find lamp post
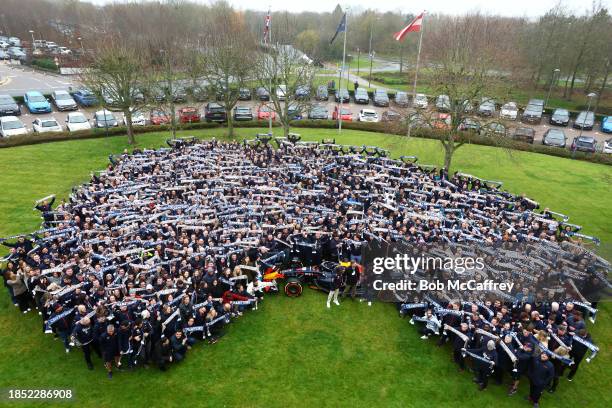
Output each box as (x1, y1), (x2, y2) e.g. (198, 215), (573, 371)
(29, 30), (35, 49)
(356, 47), (360, 76)
(578, 92), (597, 138)
(367, 16), (378, 88)
(544, 68), (560, 109)
(77, 37), (84, 54)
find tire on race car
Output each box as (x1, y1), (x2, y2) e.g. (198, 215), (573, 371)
(284, 277), (303, 297)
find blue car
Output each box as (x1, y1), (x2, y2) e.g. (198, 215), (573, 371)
(72, 89), (99, 107)
(601, 116), (612, 134)
(24, 91), (52, 113)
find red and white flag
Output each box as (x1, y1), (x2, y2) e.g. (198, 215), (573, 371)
(263, 10), (271, 44)
(393, 12), (424, 42)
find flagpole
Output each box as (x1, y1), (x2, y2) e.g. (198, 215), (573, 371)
(408, 12), (424, 137)
(339, 11), (347, 134)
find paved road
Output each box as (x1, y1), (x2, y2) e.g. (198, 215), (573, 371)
(0, 61), (78, 96)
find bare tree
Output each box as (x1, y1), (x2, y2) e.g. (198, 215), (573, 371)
(254, 43), (316, 137)
(81, 41), (149, 145)
(200, 4), (255, 137)
(407, 14), (515, 171)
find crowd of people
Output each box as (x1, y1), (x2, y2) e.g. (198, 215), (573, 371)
(0, 137), (606, 402)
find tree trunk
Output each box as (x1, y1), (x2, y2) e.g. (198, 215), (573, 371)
(441, 139), (454, 171)
(563, 76), (570, 98)
(125, 110), (135, 145)
(283, 118), (290, 137)
(226, 108), (234, 137)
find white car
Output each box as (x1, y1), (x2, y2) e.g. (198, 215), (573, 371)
(0, 40), (9, 49)
(0, 116), (27, 137)
(32, 117), (62, 133)
(124, 110), (147, 126)
(604, 139), (612, 154)
(500, 102), (518, 120)
(276, 85), (287, 101)
(66, 112), (91, 132)
(414, 93), (428, 109)
(358, 109), (380, 122)
(57, 46), (72, 55)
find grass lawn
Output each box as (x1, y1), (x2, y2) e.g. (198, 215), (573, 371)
(0, 128), (610, 408)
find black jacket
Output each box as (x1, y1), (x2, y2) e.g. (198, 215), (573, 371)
(528, 356), (554, 387)
(72, 322), (95, 345)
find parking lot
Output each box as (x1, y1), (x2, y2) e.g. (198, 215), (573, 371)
(0, 61), (609, 150)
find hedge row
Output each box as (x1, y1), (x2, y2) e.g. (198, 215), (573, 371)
(1, 119), (610, 166)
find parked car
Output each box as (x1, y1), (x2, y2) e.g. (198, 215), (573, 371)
(73, 89), (98, 107)
(481, 122), (505, 136)
(381, 110), (401, 122)
(204, 103), (226, 123)
(354, 88), (369, 104)
(171, 87), (187, 103)
(177, 107), (200, 123)
(233, 106), (253, 121)
(573, 111), (595, 130)
(499, 102), (518, 120)
(8, 47), (26, 60)
(601, 116), (612, 133)
(478, 98), (496, 116)
(408, 113), (431, 129)
(287, 104), (303, 120)
(295, 85), (310, 100)
(0, 50), (8, 60)
(603, 138), (612, 154)
(571, 136), (597, 153)
(257, 104), (275, 120)
(57, 46), (71, 55)
(256, 87), (270, 101)
(0, 94), (20, 116)
(308, 104), (328, 120)
(512, 127), (535, 144)
(191, 87), (208, 102)
(124, 110), (147, 126)
(358, 109), (379, 122)
(395, 91), (409, 107)
(549, 108), (570, 126)
(51, 90), (78, 111)
(65, 112), (91, 132)
(521, 99), (544, 124)
(433, 112), (451, 129)
(276, 85), (287, 101)
(238, 88), (252, 101)
(435, 94), (451, 112)
(315, 85), (329, 101)
(335, 88), (350, 103)
(458, 117), (480, 132)
(413, 93), (428, 109)
(102, 89), (116, 107)
(150, 110), (170, 125)
(93, 110), (119, 128)
(46, 41), (58, 49)
(542, 128), (566, 147)
(24, 91), (52, 113)
(0, 116), (27, 137)
(32, 117), (62, 133)
(373, 89), (389, 107)
(8, 37), (21, 47)
(0, 40), (9, 48)
(332, 106), (352, 121)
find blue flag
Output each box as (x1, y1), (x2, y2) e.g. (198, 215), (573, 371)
(330, 13), (346, 44)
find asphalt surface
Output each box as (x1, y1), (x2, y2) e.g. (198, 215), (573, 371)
(0, 61), (76, 96)
(0, 61), (609, 150)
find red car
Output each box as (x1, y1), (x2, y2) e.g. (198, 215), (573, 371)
(332, 106), (352, 121)
(257, 104), (276, 120)
(178, 107), (200, 123)
(150, 110), (170, 125)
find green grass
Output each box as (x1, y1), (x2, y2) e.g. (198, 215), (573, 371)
(0, 128), (611, 408)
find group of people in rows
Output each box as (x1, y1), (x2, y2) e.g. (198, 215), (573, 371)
(0, 138), (605, 397)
